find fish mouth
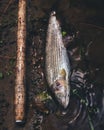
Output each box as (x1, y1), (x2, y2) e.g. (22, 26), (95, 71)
(56, 93), (69, 108)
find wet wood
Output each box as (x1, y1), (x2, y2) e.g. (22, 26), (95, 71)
(15, 0), (26, 123)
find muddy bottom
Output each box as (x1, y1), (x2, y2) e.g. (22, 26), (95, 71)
(0, 0), (104, 130)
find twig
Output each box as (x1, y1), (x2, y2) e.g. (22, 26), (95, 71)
(3, 0), (13, 14)
(15, 0), (27, 123)
(79, 22), (104, 30)
(0, 55), (16, 59)
(0, 0), (13, 24)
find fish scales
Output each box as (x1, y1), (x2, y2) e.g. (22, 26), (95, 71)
(45, 12), (71, 108)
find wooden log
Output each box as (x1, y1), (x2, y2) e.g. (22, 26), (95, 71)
(15, 0), (26, 123)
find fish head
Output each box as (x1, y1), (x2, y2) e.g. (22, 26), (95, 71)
(50, 11), (56, 16)
(52, 78), (69, 108)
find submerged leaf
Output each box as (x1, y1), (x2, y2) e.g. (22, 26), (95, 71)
(36, 91), (52, 102)
(62, 31), (67, 36)
(0, 72), (3, 79)
(88, 115), (94, 130)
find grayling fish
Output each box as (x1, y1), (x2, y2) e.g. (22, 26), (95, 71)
(45, 11), (71, 108)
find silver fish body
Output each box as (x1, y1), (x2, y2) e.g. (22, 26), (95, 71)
(45, 11), (71, 108)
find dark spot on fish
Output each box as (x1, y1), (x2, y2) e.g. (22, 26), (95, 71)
(56, 80), (60, 86)
(52, 80), (62, 91)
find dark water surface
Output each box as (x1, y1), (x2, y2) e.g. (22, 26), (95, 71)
(0, 0), (104, 130)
